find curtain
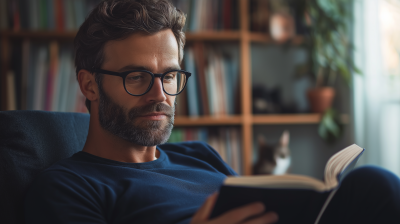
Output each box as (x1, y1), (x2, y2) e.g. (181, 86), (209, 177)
(353, 0), (400, 176)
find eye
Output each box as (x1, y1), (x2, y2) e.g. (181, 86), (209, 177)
(127, 73), (148, 81)
(164, 72), (177, 81)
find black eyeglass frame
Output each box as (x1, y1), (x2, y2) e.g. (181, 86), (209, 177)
(94, 68), (192, 96)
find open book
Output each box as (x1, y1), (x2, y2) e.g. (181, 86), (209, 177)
(210, 144), (364, 224)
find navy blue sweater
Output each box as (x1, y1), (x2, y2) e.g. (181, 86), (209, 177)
(24, 142), (237, 224)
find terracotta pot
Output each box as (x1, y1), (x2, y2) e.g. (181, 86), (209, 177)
(307, 87), (335, 113)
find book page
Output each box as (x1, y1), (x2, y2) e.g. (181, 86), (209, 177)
(224, 174), (327, 191)
(324, 144), (364, 189)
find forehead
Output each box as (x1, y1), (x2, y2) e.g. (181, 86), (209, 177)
(102, 29), (179, 71)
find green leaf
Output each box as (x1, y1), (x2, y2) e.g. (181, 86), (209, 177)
(318, 109), (343, 143)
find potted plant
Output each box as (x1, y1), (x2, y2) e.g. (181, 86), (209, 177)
(297, 0), (360, 142)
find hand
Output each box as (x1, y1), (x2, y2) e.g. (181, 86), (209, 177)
(191, 193), (279, 224)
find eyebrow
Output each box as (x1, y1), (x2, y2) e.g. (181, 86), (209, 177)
(117, 64), (182, 73)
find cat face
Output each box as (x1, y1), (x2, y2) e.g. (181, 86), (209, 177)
(253, 131), (291, 175)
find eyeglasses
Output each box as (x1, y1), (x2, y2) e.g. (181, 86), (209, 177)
(94, 68), (191, 96)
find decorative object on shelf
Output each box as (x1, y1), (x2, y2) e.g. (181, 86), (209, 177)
(296, 0), (360, 141)
(253, 130), (291, 175)
(269, 11), (295, 44)
(252, 84), (281, 114)
(306, 87), (335, 113)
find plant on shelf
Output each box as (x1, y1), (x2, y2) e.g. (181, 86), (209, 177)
(297, 0), (361, 142)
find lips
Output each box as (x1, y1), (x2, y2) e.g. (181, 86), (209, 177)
(139, 113), (168, 117)
(128, 103), (174, 120)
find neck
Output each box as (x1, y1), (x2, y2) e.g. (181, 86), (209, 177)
(82, 115), (158, 163)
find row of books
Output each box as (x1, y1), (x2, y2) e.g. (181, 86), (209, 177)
(0, 0), (100, 31)
(182, 43), (240, 117)
(8, 40), (86, 112)
(171, 0), (239, 32)
(168, 127), (243, 174)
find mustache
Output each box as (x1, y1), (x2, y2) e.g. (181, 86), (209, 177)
(128, 103), (174, 119)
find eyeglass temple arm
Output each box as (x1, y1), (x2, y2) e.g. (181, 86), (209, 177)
(94, 69), (121, 77)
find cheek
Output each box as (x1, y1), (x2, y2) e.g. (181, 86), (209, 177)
(166, 96), (176, 107)
(102, 77), (134, 105)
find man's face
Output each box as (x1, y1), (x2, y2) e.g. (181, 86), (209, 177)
(97, 29), (179, 146)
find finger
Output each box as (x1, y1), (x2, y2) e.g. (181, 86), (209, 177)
(213, 202), (265, 224)
(242, 212), (279, 224)
(191, 192), (219, 221)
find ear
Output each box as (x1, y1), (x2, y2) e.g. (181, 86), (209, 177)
(77, 69), (99, 103)
(279, 130), (290, 147)
(258, 134), (266, 146)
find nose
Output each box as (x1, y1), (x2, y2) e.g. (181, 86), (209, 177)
(144, 77), (167, 103)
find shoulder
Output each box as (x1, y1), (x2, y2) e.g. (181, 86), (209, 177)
(24, 168), (105, 223)
(26, 156), (101, 202)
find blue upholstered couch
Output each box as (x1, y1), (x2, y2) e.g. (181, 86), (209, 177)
(0, 110), (90, 224)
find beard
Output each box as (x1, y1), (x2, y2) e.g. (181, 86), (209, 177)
(97, 86), (174, 146)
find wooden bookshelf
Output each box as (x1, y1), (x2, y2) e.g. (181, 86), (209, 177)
(175, 114), (349, 126)
(186, 31), (241, 41)
(249, 33), (305, 44)
(0, 0), (323, 176)
(252, 114), (322, 124)
(174, 115), (242, 126)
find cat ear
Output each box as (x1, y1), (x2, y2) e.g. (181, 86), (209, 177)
(258, 135), (266, 146)
(280, 130), (290, 147)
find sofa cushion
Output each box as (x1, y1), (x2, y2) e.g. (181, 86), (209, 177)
(0, 110), (89, 224)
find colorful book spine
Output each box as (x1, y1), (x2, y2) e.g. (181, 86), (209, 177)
(1, 0), (101, 30)
(184, 44), (239, 117)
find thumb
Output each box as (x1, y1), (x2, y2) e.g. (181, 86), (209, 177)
(192, 192), (219, 221)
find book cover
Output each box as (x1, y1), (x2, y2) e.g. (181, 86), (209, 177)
(27, 44), (38, 110)
(55, 0), (65, 31)
(45, 41), (59, 111)
(29, 0), (39, 30)
(21, 40), (30, 110)
(205, 50), (216, 115)
(47, 0), (55, 30)
(73, 0), (85, 29)
(183, 48), (200, 117)
(63, 0), (74, 31)
(0, 0), (8, 30)
(6, 71), (17, 110)
(11, 0), (20, 31)
(52, 47), (66, 111)
(33, 45), (48, 110)
(222, 0), (232, 30)
(38, 0), (47, 29)
(210, 144), (365, 223)
(193, 42), (210, 116)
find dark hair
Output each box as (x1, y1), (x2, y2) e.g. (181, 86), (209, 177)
(74, 0), (186, 113)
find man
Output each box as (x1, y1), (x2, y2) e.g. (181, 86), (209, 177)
(25, 0), (277, 223)
(25, 0), (400, 224)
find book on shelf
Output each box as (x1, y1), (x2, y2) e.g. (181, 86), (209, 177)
(6, 71), (17, 110)
(183, 43), (240, 117)
(169, 127), (242, 174)
(171, 0), (239, 32)
(0, 0), (101, 31)
(210, 144), (365, 223)
(12, 40), (86, 112)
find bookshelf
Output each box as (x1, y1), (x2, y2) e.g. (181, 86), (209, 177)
(0, 0), (333, 176)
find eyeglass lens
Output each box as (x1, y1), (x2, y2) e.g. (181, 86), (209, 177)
(125, 71), (187, 95)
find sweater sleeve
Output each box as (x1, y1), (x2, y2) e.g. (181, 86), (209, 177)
(24, 170), (107, 224)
